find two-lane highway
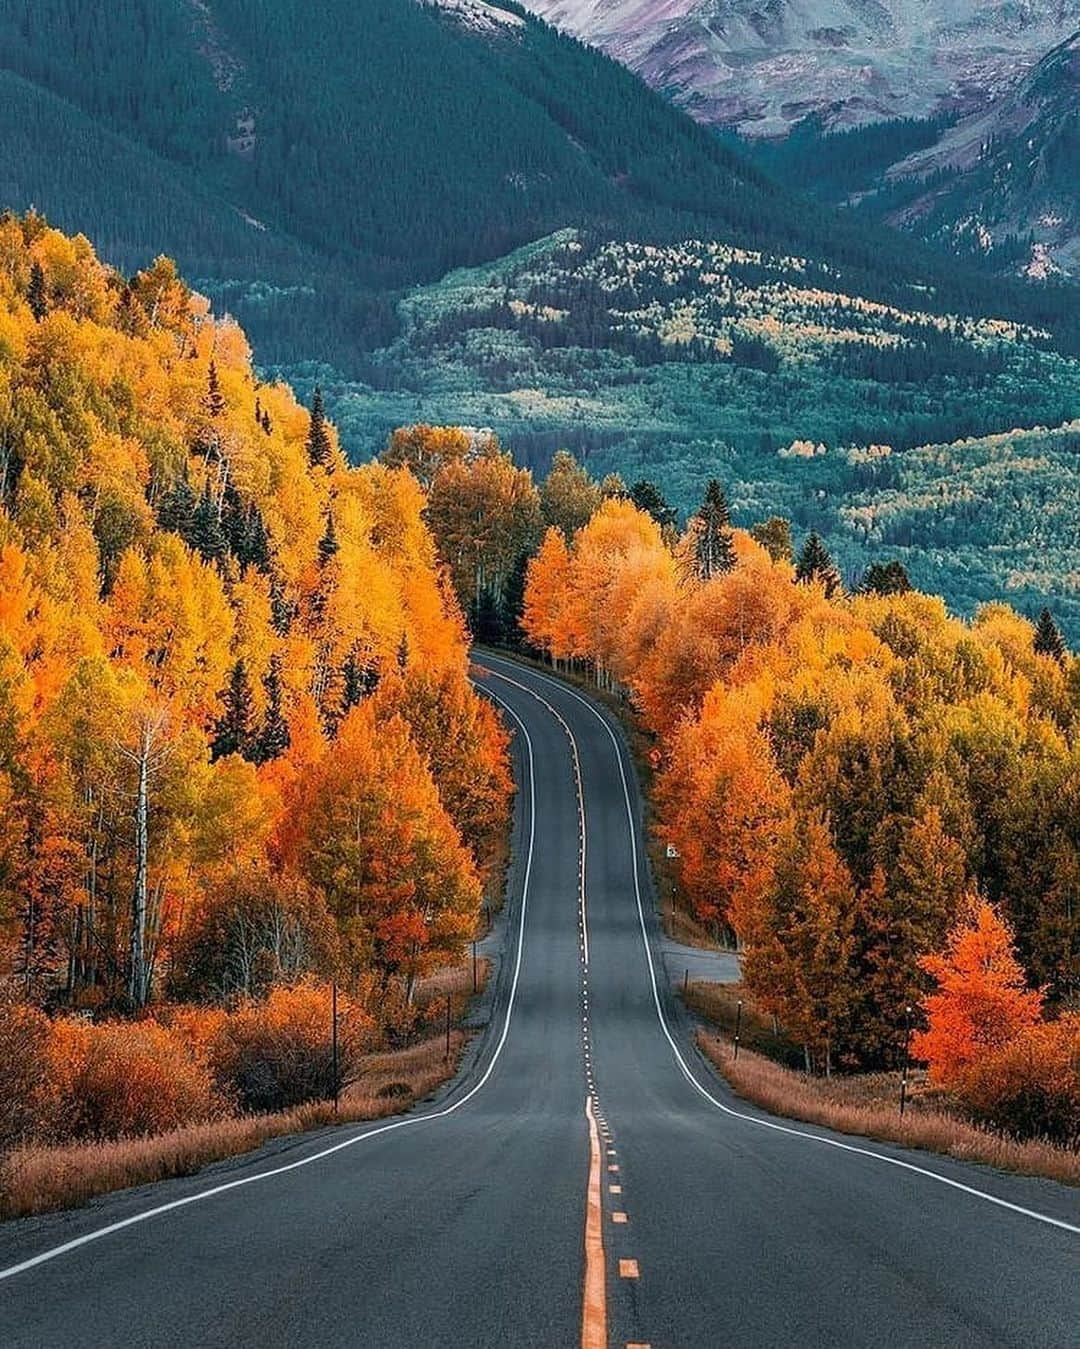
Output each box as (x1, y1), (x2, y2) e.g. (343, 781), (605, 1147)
(0, 653), (1076, 1348)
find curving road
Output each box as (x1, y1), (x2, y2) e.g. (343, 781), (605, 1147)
(1, 654), (1077, 1348)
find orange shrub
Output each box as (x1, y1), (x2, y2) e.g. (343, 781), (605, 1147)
(0, 992), (51, 1150)
(206, 982), (372, 1113)
(959, 1015), (1080, 1147)
(43, 1018), (222, 1142)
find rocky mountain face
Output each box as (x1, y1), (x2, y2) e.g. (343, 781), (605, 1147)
(524, 1), (1080, 137)
(883, 31), (1079, 275)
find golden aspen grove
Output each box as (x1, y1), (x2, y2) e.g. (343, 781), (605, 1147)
(519, 488), (1079, 1145)
(0, 217), (512, 1167)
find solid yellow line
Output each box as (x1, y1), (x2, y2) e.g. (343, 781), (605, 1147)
(582, 1097), (608, 1349)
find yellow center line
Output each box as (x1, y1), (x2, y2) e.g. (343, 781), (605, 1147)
(581, 1096), (607, 1349)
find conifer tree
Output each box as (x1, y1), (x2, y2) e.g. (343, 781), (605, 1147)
(269, 578), (292, 635)
(630, 479), (677, 531)
(27, 261), (47, 321)
(306, 385), (332, 469)
(212, 660), (257, 761)
(157, 476), (197, 542)
(255, 656), (291, 763)
(691, 479), (736, 579)
(795, 532), (840, 597)
(261, 409), (273, 436)
(192, 482), (226, 564)
(204, 360), (226, 419)
(317, 513), (338, 567)
(860, 560), (911, 595)
(1033, 608), (1066, 665)
(340, 645), (377, 716)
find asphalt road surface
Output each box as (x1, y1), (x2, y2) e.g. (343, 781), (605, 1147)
(1, 653), (1077, 1348)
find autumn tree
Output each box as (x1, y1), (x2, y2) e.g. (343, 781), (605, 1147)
(749, 516), (793, 563)
(540, 450), (602, 540)
(912, 900), (1043, 1088)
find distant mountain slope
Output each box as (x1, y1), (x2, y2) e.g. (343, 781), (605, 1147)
(523, 0), (1080, 136)
(882, 32), (1080, 276)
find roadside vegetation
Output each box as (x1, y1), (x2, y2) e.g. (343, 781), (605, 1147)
(0, 961), (489, 1220)
(0, 220), (513, 1219)
(428, 432), (1077, 1167)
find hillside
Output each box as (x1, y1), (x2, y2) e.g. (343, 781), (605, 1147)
(324, 231), (1080, 637)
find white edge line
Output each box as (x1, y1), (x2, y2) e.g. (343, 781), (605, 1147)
(0, 685), (538, 1285)
(481, 655), (1080, 1239)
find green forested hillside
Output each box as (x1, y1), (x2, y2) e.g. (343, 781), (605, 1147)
(322, 232), (1080, 638)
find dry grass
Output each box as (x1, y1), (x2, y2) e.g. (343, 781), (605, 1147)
(0, 1030), (470, 1221)
(0, 957), (494, 1223)
(683, 980), (805, 1068)
(699, 1036), (1080, 1187)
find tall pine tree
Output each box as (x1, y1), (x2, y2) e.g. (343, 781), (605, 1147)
(212, 660), (257, 761)
(692, 479), (736, 579)
(27, 262), (47, 321)
(1033, 608), (1067, 665)
(255, 656), (291, 763)
(306, 385), (332, 469)
(795, 532), (840, 597)
(318, 513), (339, 567)
(192, 482), (226, 564)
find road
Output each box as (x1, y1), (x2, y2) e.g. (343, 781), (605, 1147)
(1, 653), (1077, 1347)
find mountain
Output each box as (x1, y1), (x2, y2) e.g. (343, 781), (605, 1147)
(522, 0), (1080, 137)
(880, 31), (1080, 276)
(0, 0), (841, 367)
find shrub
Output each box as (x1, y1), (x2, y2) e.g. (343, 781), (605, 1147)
(206, 982), (372, 1113)
(43, 1018), (222, 1142)
(0, 991), (51, 1150)
(960, 1015), (1080, 1147)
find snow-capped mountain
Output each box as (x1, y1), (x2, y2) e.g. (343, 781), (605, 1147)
(523, 1), (1080, 136)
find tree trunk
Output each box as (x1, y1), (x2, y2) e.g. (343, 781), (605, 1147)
(128, 730), (150, 1008)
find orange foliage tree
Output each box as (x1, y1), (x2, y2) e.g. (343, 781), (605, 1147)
(912, 900), (1044, 1088)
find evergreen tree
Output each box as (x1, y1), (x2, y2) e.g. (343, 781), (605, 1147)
(157, 475), (197, 542)
(212, 660), (257, 761)
(340, 644), (378, 716)
(317, 513), (339, 567)
(261, 409), (273, 436)
(1033, 608), (1067, 665)
(795, 532), (841, 597)
(473, 587), (506, 646)
(192, 482), (226, 564)
(255, 656), (291, 763)
(629, 479), (677, 531)
(306, 385), (332, 469)
(860, 560), (912, 595)
(397, 631), (409, 670)
(692, 479), (736, 579)
(204, 360), (226, 419)
(27, 261), (47, 321)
